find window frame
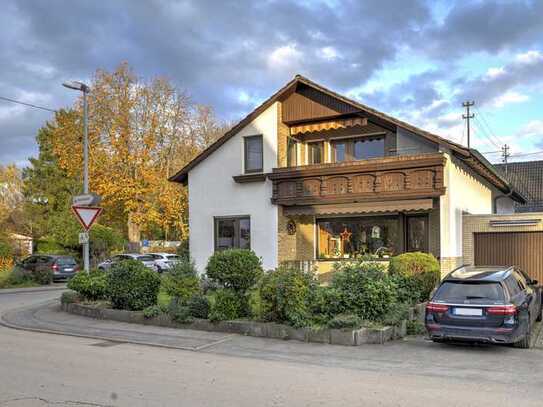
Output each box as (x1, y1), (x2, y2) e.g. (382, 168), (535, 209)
(287, 136), (298, 167)
(307, 141), (324, 165)
(244, 135), (263, 174)
(405, 214), (429, 253)
(331, 135), (386, 163)
(214, 215), (251, 251)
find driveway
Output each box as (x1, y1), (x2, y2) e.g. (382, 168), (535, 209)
(1, 289), (543, 406)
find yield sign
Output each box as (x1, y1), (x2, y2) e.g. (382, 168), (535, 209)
(71, 206), (103, 231)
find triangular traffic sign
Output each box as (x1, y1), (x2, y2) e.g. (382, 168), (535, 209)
(71, 206), (103, 231)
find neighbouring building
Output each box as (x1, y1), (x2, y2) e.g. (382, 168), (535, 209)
(495, 160), (543, 213)
(170, 75), (525, 276)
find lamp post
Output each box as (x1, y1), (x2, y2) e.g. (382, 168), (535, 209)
(62, 80), (91, 272)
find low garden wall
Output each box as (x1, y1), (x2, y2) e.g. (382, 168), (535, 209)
(61, 302), (413, 345)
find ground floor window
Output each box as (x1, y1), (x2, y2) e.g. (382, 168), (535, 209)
(317, 214), (428, 259)
(214, 216), (250, 251)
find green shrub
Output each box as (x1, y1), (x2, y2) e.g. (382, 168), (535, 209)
(258, 267), (316, 327)
(389, 274), (422, 305)
(67, 270), (108, 300)
(389, 252), (441, 302)
(6, 265), (33, 285)
(208, 289), (247, 321)
(206, 249), (263, 293)
(33, 266), (54, 285)
(407, 320), (427, 335)
(0, 240), (13, 258)
(331, 261), (397, 321)
(60, 290), (81, 305)
(107, 260), (161, 311)
(187, 294), (210, 319)
(310, 286), (345, 321)
(161, 259), (200, 303)
(168, 297), (192, 322)
(380, 302), (410, 326)
(143, 305), (162, 319)
(326, 313), (362, 329)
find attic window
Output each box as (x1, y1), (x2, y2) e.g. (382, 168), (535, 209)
(244, 135), (263, 173)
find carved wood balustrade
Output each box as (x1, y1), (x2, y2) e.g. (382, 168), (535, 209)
(268, 153), (446, 205)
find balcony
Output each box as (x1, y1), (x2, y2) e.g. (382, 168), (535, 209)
(268, 153), (446, 206)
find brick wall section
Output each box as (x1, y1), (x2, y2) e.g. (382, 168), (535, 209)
(277, 102), (289, 168)
(277, 206), (315, 263)
(463, 212), (543, 266)
(440, 256), (463, 276)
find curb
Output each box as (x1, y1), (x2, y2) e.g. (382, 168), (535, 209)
(0, 301), (231, 352)
(0, 285), (67, 295)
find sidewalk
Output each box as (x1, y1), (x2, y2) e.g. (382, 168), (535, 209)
(1, 301), (234, 351)
(0, 284), (67, 295)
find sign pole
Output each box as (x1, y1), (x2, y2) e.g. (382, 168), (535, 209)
(82, 90), (90, 273)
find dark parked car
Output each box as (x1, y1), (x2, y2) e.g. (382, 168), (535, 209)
(426, 266), (542, 348)
(18, 254), (79, 282)
(97, 253), (158, 272)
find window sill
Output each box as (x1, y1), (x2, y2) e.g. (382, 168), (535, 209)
(233, 173), (268, 183)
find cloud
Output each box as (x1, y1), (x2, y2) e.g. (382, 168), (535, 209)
(491, 91), (530, 108)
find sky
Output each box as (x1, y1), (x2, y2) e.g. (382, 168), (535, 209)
(1, 0), (543, 167)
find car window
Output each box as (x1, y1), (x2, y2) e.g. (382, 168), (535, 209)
(148, 254), (161, 259)
(504, 276), (520, 297)
(137, 255), (154, 262)
(434, 282), (505, 304)
(23, 256), (38, 265)
(167, 255), (181, 260)
(513, 272), (526, 291)
(37, 256), (51, 264)
(56, 257), (76, 265)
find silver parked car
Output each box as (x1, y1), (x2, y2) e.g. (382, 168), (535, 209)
(147, 253), (183, 273)
(97, 253), (158, 272)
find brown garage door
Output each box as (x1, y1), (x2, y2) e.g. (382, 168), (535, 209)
(474, 231), (543, 283)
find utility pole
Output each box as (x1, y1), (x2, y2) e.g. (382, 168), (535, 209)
(502, 144), (510, 176)
(462, 101), (475, 149)
(62, 81), (91, 272)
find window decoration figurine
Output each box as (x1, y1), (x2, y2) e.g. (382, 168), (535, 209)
(339, 227), (352, 242)
(371, 225), (381, 239)
(286, 219), (296, 235)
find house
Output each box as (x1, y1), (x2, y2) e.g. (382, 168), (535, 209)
(170, 75), (525, 276)
(495, 160), (543, 213)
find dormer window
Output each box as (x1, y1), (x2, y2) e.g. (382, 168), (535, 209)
(244, 135), (263, 173)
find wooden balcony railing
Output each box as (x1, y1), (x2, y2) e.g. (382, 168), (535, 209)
(268, 153), (446, 205)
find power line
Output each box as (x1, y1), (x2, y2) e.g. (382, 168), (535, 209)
(473, 116), (501, 149)
(509, 150), (543, 158)
(0, 95), (57, 113)
(474, 107), (503, 147)
(462, 100), (474, 148)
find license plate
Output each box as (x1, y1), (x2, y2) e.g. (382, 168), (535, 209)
(454, 307), (482, 316)
(64, 268), (74, 272)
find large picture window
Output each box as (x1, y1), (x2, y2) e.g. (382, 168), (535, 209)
(244, 135), (263, 173)
(214, 217), (250, 251)
(318, 216), (400, 259)
(331, 136), (385, 163)
(307, 141), (323, 165)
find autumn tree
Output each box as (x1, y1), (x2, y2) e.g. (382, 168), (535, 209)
(48, 62), (226, 242)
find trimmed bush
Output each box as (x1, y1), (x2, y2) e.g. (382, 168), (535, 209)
(310, 286), (345, 322)
(33, 266), (54, 285)
(6, 265), (33, 286)
(161, 259), (200, 304)
(258, 267), (316, 327)
(67, 270), (108, 300)
(380, 302), (410, 326)
(168, 297), (192, 322)
(107, 260), (161, 311)
(326, 313), (362, 329)
(143, 305), (162, 319)
(331, 261), (397, 321)
(60, 290), (81, 305)
(187, 294), (210, 319)
(206, 249), (263, 293)
(389, 252), (441, 302)
(208, 289), (247, 321)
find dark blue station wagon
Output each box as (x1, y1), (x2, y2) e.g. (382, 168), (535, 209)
(426, 266), (542, 348)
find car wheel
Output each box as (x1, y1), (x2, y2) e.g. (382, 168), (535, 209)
(514, 320), (532, 349)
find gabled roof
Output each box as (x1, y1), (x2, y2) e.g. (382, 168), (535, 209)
(495, 160), (543, 211)
(168, 75), (525, 203)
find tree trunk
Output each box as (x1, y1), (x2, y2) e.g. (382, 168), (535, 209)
(127, 213), (141, 243)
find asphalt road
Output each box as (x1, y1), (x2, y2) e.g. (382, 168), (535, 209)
(1, 289), (542, 407)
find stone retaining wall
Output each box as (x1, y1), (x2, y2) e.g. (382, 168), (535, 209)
(62, 302), (408, 346)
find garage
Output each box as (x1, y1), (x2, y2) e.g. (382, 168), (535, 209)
(474, 231), (543, 283)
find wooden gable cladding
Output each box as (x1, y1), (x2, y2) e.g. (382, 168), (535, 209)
(281, 85), (359, 124)
(268, 153), (446, 205)
(290, 117), (368, 135)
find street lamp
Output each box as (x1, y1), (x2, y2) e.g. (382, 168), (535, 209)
(62, 80), (91, 273)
